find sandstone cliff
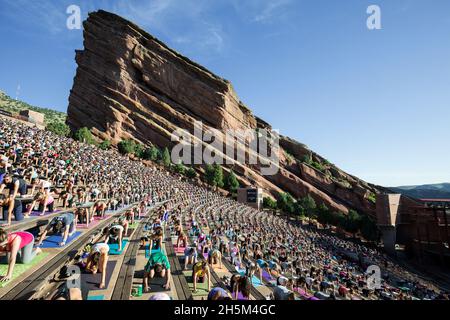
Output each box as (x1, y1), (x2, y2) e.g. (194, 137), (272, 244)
(67, 10), (381, 216)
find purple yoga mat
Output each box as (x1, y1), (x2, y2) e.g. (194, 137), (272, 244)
(262, 270), (273, 282)
(29, 209), (61, 217)
(233, 291), (249, 300)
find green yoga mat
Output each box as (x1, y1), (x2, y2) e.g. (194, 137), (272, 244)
(182, 270), (210, 297)
(128, 222), (139, 229)
(0, 253), (49, 288)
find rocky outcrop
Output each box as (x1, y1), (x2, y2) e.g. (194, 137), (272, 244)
(67, 10), (381, 217)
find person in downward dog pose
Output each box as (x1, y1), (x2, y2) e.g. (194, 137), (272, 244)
(0, 228), (41, 282)
(85, 242), (110, 289)
(37, 212), (76, 247)
(192, 260), (211, 293)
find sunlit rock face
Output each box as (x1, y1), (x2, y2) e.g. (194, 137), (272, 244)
(67, 10), (380, 216)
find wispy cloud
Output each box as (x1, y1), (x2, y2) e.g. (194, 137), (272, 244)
(102, 0), (227, 56)
(0, 0), (68, 35)
(230, 0), (295, 24)
(253, 0), (294, 23)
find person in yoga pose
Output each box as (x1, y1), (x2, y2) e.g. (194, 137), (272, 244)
(230, 274), (251, 300)
(0, 228), (41, 282)
(192, 260), (211, 293)
(104, 222), (124, 252)
(208, 286), (232, 300)
(207, 248), (223, 270)
(143, 251), (171, 292)
(125, 208), (135, 225)
(25, 191), (55, 217)
(0, 194), (24, 226)
(37, 212), (76, 247)
(0, 174), (28, 225)
(148, 228), (163, 252)
(183, 246), (198, 270)
(176, 230), (187, 248)
(93, 200), (107, 218)
(85, 242), (109, 289)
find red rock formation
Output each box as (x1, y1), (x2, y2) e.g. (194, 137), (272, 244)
(67, 10), (381, 217)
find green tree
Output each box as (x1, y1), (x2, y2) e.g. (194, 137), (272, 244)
(343, 209), (362, 236)
(299, 195), (317, 218)
(98, 140), (111, 150)
(162, 147), (171, 166)
(212, 164), (224, 188)
(117, 139), (136, 155)
(302, 153), (312, 165)
(294, 201), (306, 217)
(360, 215), (378, 241)
(74, 127), (95, 144)
(277, 192), (295, 215)
(186, 167), (197, 179)
(174, 162), (186, 175)
(134, 143), (145, 158)
(263, 197), (278, 210)
(317, 203), (332, 225)
(205, 164), (215, 186)
(46, 122), (70, 137)
(142, 146), (160, 161)
(224, 170), (240, 193)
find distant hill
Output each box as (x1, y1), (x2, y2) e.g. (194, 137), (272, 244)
(391, 183), (450, 199)
(0, 90), (66, 126)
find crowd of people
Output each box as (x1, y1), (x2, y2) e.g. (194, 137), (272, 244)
(0, 116), (448, 300)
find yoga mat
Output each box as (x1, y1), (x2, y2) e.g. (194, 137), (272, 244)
(262, 270), (274, 282)
(81, 261), (117, 291)
(108, 240), (128, 255)
(77, 218), (101, 229)
(233, 291), (249, 300)
(38, 231), (82, 248)
(128, 222), (139, 229)
(29, 209), (61, 217)
(87, 295), (104, 300)
(182, 270), (210, 297)
(174, 245), (185, 254)
(237, 271), (262, 287)
(145, 247), (162, 259)
(145, 276), (171, 294)
(0, 253), (49, 288)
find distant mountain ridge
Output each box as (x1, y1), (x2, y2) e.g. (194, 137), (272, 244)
(391, 183), (450, 199)
(0, 90), (66, 125)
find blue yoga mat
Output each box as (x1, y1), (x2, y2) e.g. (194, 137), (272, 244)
(38, 231), (82, 248)
(108, 240), (128, 255)
(87, 295), (104, 300)
(238, 270), (262, 287)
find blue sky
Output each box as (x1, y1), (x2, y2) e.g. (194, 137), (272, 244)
(0, 0), (449, 187)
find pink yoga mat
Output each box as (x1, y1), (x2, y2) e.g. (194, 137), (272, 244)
(77, 218), (101, 229)
(174, 246), (185, 254)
